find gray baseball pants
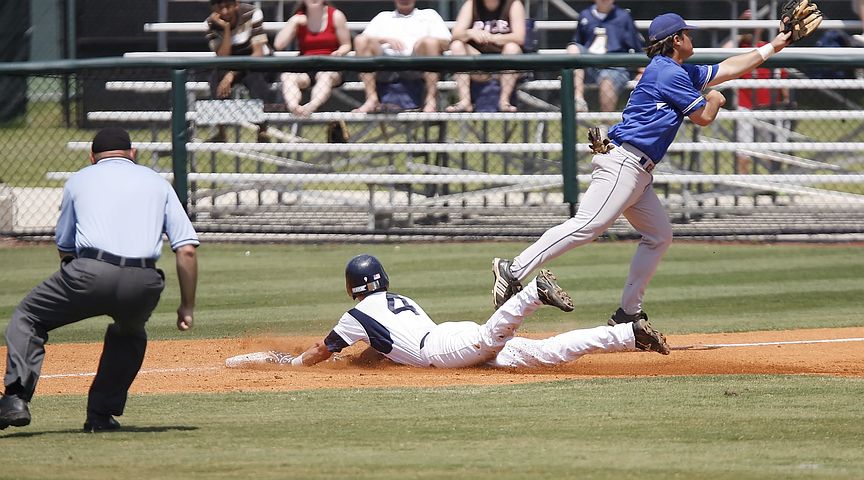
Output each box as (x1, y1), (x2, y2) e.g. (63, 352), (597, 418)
(4, 257), (164, 417)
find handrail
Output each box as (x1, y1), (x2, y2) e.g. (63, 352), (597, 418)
(142, 19), (863, 33)
(3, 51), (864, 74)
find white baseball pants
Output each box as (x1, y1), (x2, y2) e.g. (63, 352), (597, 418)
(420, 279), (636, 369)
(421, 278), (545, 368)
(510, 147), (673, 315)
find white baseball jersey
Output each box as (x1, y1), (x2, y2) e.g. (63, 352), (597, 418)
(326, 291), (436, 367)
(325, 280), (638, 369)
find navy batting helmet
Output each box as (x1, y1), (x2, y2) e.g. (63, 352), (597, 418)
(345, 254), (390, 299)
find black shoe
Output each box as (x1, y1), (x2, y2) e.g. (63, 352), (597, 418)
(492, 258), (522, 309)
(83, 414), (122, 433)
(0, 394), (31, 430)
(535, 269), (574, 312)
(632, 318), (671, 355)
(608, 307), (648, 326)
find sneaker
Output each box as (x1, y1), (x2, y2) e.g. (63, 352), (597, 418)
(83, 414), (121, 432)
(632, 318), (670, 355)
(608, 307), (648, 326)
(256, 129), (271, 143)
(535, 269), (574, 312)
(0, 394), (31, 430)
(492, 258), (523, 309)
(851, 34), (864, 48)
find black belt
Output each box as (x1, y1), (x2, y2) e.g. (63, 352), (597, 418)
(79, 248), (157, 269)
(419, 332), (431, 350)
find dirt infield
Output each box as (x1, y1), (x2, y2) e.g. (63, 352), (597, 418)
(4, 327), (863, 396)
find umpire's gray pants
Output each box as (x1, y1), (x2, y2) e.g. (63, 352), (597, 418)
(4, 257), (164, 417)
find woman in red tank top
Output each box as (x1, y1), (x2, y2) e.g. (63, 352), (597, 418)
(274, 0), (351, 116)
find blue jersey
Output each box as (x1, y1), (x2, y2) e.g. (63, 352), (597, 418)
(608, 56), (719, 162)
(570, 6), (643, 53)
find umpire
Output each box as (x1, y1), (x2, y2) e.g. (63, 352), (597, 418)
(0, 127), (199, 432)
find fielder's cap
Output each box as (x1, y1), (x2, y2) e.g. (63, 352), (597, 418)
(91, 127), (132, 153)
(648, 13), (698, 42)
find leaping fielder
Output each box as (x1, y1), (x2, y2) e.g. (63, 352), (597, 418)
(226, 254), (669, 370)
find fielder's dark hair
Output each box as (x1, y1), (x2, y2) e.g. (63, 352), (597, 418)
(645, 29), (681, 58)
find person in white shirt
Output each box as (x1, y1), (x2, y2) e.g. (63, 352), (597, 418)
(225, 254), (670, 370)
(351, 0), (452, 113)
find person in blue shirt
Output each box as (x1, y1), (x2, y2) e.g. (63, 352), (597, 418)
(0, 128), (200, 433)
(492, 13), (791, 326)
(567, 0), (643, 112)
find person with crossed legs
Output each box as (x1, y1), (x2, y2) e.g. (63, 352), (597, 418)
(491, 13), (792, 327)
(225, 254), (669, 371)
(0, 128), (199, 432)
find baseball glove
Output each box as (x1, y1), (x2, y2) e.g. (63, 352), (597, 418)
(779, 0), (823, 43)
(588, 126), (614, 154)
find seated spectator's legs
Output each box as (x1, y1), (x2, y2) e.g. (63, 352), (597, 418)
(207, 69), (233, 142)
(566, 44), (589, 112)
(352, 34), (383, 113)
(303, 71), (342, 116)
(238, 70), (274, 142)
(497, 42), (523, 113)
(281, 72), (312, 115)
(413, 37), (447, 112)
(853, 0), (864, 46)
(446, 40), (474, 113)
(595, 68), (629, 113)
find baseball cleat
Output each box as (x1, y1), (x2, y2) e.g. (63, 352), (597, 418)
(492, 258), (523, 309)
(535, 269), (574, 312)
(608, 307), (648, 326)
(0, 394), (31, 430)
(225, 350), (295, 368)
(632, 318), (670, 355)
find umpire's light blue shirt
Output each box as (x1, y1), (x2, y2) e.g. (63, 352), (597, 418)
(55, 157), (199, 259)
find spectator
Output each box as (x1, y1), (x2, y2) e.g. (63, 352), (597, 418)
(351, 0), (451, 113)
(274, 0), (352, 116)
(447, 0), (526, 113)
(722, 10), (791, 173)
(205, 0), (274, 142)
(852, 0), (864, 46)
(567, 0), (643, 112)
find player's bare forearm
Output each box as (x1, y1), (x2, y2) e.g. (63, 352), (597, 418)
(175, 245), (198, 311)
(689, 90), (725, 126)
(709, 32), (790, 86)
(297, 342), (332, 366)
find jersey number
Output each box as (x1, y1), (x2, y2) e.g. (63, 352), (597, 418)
(386, 293), (418, 315)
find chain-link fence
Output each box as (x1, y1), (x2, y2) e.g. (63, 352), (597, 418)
(1, 54), (863, 240)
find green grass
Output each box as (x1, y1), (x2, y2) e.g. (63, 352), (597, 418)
(2, 376), (864, 479)
(2, 242), (863, 342)
(2, 241), (864, 478)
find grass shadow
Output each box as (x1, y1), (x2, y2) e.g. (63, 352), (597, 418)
(1, 425), (198, 438)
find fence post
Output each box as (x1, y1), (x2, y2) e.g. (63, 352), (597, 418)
(559, 68), (578, 217)
(171, 68), (189, 212)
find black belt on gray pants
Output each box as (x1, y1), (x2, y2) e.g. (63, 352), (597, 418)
(79, 248), (157, 269)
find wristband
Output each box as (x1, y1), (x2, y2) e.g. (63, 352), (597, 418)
(290, 354), (304, 367)
(757, 43), (775, 61)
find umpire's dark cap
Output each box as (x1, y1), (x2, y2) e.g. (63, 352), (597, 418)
(648, 13), (698, 42)
(91, 127), (132, 153)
